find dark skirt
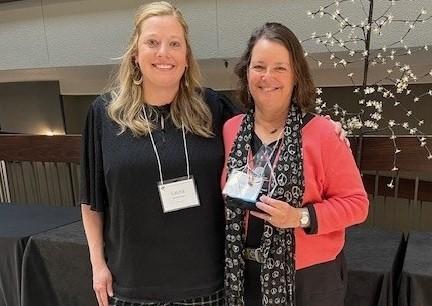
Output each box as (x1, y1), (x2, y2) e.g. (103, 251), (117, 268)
(244, 251), (347, 306)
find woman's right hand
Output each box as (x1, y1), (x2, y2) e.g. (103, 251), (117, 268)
(92, 263), (114, 306)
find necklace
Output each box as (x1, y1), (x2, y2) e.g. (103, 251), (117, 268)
(257, 123), (284, 135)
(255, 117), (285, 135)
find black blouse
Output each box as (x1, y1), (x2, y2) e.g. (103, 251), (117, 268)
(80, 88), (239, 301)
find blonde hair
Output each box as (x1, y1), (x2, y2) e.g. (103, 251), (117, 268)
(107, 1), (213, 137)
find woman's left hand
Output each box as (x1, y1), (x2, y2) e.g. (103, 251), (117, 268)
(325, 115), (350, 148)
(250, 195), (301, 228)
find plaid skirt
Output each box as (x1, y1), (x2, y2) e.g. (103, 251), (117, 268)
(109, 289), (225, 306)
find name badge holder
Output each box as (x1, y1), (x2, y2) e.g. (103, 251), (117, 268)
(144, 107), (200, 213)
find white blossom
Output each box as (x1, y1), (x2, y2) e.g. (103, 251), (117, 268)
(370, 112), (382, 120)
(364, 87), (375, 94)
(346, 117), (363, 130)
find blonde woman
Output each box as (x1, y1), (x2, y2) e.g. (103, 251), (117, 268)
(80, 2), (236, 306)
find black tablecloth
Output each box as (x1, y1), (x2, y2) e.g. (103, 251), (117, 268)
(21, 221), (97, 306)
(6, 214), (409, 306)
(344, 226), (405, 306)
(0, 204), (80, 306)
(398, 231), (432, 306)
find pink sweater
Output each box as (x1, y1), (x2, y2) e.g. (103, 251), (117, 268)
(222, 114), (369, 270)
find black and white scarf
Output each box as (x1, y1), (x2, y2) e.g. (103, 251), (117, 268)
(224, 104), (305, 305)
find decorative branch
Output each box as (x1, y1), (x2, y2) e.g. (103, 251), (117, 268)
(302, 0), (432, 187)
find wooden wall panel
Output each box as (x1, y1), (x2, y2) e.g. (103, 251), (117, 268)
(0, 135), (80, 163)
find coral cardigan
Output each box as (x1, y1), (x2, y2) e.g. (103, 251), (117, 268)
(221, 114), (369, 270)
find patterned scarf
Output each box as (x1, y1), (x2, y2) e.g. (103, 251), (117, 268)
(224, 104), (305, 305)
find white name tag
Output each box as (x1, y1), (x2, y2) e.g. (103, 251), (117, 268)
(158, 176), (200, 213)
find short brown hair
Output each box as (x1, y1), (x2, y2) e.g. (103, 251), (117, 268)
(235, 22), (316, 111)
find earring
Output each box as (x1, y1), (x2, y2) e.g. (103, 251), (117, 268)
(247, 88), (253, 105)
(184, 70), (190, 88)
(132, 62), (143, 86)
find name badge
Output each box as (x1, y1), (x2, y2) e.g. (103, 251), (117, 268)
(158, 176), (200, 213)
(222, 169), (263, 203)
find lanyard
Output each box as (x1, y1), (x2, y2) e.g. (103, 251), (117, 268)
(246, 129), (284, 196)
(142, 106), (190, 185)
(246, 129), (284, 174)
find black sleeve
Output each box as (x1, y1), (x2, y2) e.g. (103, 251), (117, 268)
(217, 92), (242, 123)
(303, 203), (318, 235)
(80, 98), (108, 212)
(202, 87), (242, 124)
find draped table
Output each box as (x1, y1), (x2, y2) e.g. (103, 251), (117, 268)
(21, 221), (97, 306)
(344, 226), (405, 306)
(398, 231), (432, 306)
(3, 206), (413, 306)
(0, 203), (80, 306)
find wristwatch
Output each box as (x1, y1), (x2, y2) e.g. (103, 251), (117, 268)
(299, 208), (310, 228)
